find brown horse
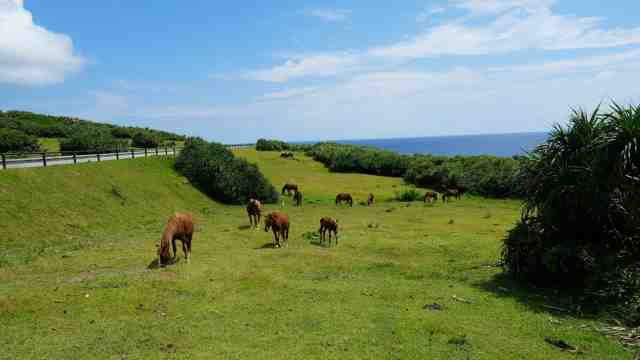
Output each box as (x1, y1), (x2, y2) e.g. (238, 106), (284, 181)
(246, 198), (262, 228)
(319, 217), (339, 246)
(293, 190), (303, 207)
(442, 189), (460, 203)
(280, 152), (294, 159)
(157, 212), (194, 266)
(367, 193), (375, 206)
(282, 183), (298, 195)
(264, 211), (290, 248)
(424, 191), (438, 203)
(335, 193), (353, 207)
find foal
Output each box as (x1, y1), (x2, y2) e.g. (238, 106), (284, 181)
(367, 193), (375, 206)
(319, 217), (339, 246)
(157, 212), (194, 266)
(293, 190), (303, 207)
(424, 191), (438, 203)
(264, 211), (290, 248)
(246, 198), (262, 228)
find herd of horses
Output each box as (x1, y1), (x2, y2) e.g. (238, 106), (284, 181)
(157, 183), (466, 265)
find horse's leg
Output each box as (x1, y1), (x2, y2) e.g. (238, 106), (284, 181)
(182, 240), (188, 261)
(285, 227), (289, 247)
(273, 229), (279, 247)
(172, 237), (177, 260)
(187, 234), (192, 262)
(335, 230), (338, 246)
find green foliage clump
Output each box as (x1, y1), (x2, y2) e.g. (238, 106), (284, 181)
(305, 142), (523, 198)
(131, 132), (161, 148)
(306, 142), (409, 177)
(0, 110), (185, 142)
(175, 138), (279, 205)
(394, 188), (422, 202)
(59, 130), (129, 153)
(502, 103), (640, 323)
(255, 138), (311, 152)
(0, 128), (41, 153)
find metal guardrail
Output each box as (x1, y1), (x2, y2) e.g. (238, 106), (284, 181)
(0, 143), (255, 170)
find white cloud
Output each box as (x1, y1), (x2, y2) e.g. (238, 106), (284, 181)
(417, 5), (447, 23)
(244, 53), (361, 82)
(452, 0), (555, 15)
(371, 4), (640, 59)
(259, 87), (317, 100)
(244, 1), (640, 83)
(307, 9), (351, 22)
(0, 0), (84, 85)
(493, 49), (640, 75)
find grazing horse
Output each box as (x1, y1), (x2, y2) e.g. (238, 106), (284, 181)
(367, 193), (375, 206)
(246, 198), (262, 228)
(282, 183), (298, 196)
(264, 211), (290, 248)
(442, 189), (460, 203)
(280, 152), (294, 159)
(293, 190), (303, 207)
(157, 212), (194, 266)
(335, 193), (353, 207)
(424, 191), (438, 203)
(319, 217), (339, 246)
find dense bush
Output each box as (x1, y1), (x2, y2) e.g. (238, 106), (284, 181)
(306, 142), (410, 177)
(59, 130), (129, 153)
(394, 189), (423, 202)
(256, 138), (312, 152)
(502, 104), (640, 323)
(132, 132), (161, 148)
(303, 142), (523, 198)
(0, 128), (41, 153)
(111, 127), (133, 139)
(175, 138), (279, 205)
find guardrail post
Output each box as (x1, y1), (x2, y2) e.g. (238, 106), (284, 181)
(131, 150), (135, 159)
(165, 147), (168, 156)
(1, 154), (5, 170)
(97, 153), (101, 162)
(173, 145), (176, 157)
(145, 148), (148, 157)
(116, 146), (119, 160)
(73, 153), (77, 164)
(42, 152), (47, 167)
(155, 147), (159, 156)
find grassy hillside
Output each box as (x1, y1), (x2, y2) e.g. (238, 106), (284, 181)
(0, 151), (631, 359)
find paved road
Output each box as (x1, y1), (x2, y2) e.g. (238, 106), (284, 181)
(2, 149), (178, 170)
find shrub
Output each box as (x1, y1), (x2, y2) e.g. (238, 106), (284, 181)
(60, 130), (129, 153)
(502, 103), (640, 323)
(111, 127), (133, 139)
(394, 189), (422, 202)
(256, 138), (312, 152)
(132, 132), (161, 148)
(0, 128), (41, 153)
(175, 138), (279, 205)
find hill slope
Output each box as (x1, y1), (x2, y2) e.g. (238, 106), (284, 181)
(0, 152), (630, 359)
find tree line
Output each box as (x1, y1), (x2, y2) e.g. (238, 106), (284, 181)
(0, 110), (185, 153)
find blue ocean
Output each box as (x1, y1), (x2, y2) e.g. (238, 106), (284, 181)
(328, 132), (548, 157)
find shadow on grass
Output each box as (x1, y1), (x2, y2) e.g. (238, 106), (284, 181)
(473, 272), (597, 321)
(255, 242), (278, 250)
(237, 224), (252, 230)
(147, 257), (179, 269)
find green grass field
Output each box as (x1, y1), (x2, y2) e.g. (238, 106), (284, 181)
(0, 151), (631, 359)
(38, 138), (61, 152)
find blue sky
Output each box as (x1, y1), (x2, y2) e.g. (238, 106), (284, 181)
(1, 0), (639, 142)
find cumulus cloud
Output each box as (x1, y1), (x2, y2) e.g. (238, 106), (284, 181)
(0, 0), (84, 85)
